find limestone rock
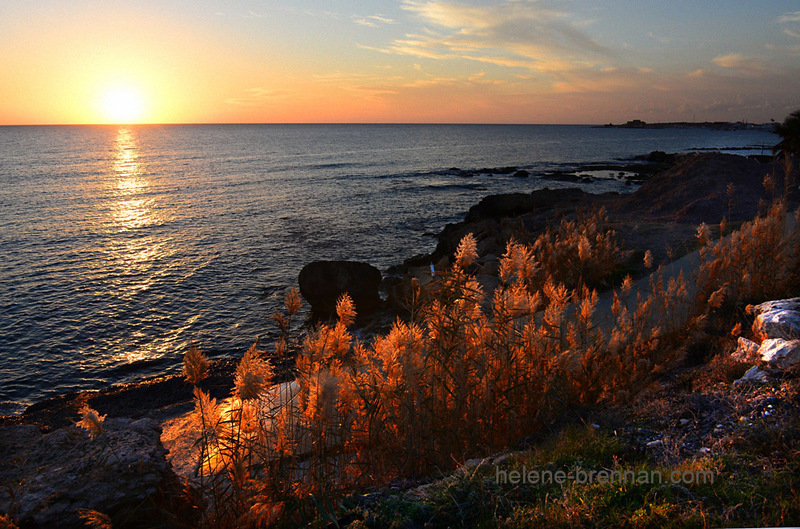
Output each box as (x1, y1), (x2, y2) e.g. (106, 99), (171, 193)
(758, 338), (800, 369)
(731, 336), (760, 363)
(751, 297), (800, 340)
(734, 366), (770, 386)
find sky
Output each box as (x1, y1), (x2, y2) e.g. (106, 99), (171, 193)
(1, 0), (799, 125)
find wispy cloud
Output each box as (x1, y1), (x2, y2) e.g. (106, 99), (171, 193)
(353, 14), (397, 27)
(373, 0), (610, 73)
(778, 11), (800, 40)
(712, 53), (769, 76)
(778, 11), (800, 23)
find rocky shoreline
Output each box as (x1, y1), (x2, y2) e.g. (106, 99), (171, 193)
(2, 150), (799, 526)
(3, 150), (794, 431)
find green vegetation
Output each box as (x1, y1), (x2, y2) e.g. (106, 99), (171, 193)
(345, 423), (800, 528)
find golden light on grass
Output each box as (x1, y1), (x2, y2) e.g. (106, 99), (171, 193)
(76, 404), (106, 438)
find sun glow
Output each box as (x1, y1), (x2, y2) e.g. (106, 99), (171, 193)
(101, 86), (146, 124)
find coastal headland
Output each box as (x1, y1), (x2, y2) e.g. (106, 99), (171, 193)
(603, 119), (776, 132)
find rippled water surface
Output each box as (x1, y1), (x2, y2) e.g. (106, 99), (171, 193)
(0, 124), (777, 410)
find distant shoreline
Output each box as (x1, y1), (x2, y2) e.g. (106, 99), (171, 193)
(601, 120), (775, 132)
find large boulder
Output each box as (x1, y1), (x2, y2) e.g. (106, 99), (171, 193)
(758, 338), (800, 369)
(298, 260), (382, 316)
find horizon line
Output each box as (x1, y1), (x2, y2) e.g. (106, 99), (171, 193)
(0, 120), (775, 128)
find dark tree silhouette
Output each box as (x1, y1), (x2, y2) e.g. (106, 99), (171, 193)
(774, 110), (800, 160)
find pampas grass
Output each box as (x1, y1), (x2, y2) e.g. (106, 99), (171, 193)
(182, 191), (800, 527)
(76, 404), (106, 438)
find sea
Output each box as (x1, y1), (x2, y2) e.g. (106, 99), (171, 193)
(0, 124), (778, 413)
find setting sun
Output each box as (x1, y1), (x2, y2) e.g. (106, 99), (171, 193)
(101, 86), (145, 124)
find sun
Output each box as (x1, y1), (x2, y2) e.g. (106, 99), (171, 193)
(101, 86), (145, 124)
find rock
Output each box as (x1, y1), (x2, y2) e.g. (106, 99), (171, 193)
(298, 260), (382, 316)
(750, 297), (800, 340)
(464, 188), (590, 223)
(734, 365), (770, 385)
(464, 193), (540, 222)
(758, 338), (800, 369)
(478, 255), (500, 276)
(512, 169), (530, 178)
(475, 274), (500, 299)
(434, 218), (501, 262)
(731, 336), (760, 363)
(633, 150), (677, 164)
(0, 418), (174, 528)
(386, 266), (440, 313)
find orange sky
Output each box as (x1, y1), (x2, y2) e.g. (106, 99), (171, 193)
(1, 1), (799, 125)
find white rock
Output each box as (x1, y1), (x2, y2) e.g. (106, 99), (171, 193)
(734, 365), (770, 385)
(758, 338), (800, 369)
(751, 297), (800, 340)
(731, 336), (760, 363)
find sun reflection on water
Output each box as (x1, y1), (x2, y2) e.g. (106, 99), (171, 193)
(114, 128), (142, 177)
(101, 127), (182, 369)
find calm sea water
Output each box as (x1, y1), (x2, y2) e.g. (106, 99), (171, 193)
(0, 124), (777, 412)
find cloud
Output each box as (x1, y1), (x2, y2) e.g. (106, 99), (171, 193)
(778, 11), (800, 23)
(374, 0), (610, 73)
(712, 53), (769, 76)
(778, 11), (800, 40)
(353, 14), (397, 27)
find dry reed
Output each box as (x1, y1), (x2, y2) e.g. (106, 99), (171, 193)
(183, 191), (800, 527)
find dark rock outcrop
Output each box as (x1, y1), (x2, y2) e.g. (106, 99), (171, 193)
(463, 188), (591, 223)
(0, 418), (181, 528)
(298, 261), (382, 316)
